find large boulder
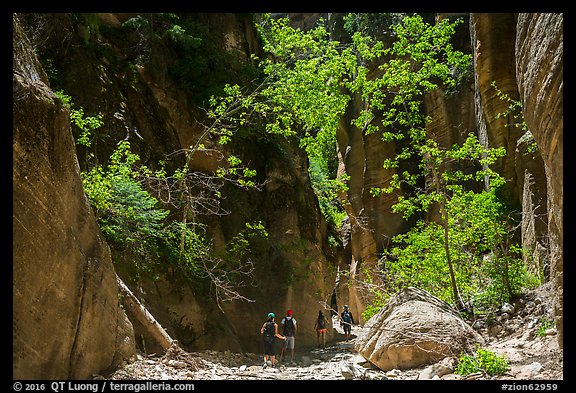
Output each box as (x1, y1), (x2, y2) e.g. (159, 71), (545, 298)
(355, 287), (484, 371)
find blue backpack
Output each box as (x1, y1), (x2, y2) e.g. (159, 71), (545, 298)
(342, 311), (352, 324)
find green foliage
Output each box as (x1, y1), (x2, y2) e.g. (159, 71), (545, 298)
(492, 80), (528, 132)
(226, 221), (268, 259)
(375, 129), (538, 310)
(308, 156), (348, 229)
(343, 13), (406, 38)
(40, 57), (61, 89)
(215, 153), (258, 189)
(537, 317), (555, 337)
(159, 220), (209, 281)
(362, 291), (387, 321)
(351, 14), (471, 144)
(80, 137), (266, 291)
(455, 346), (510, 376)
(384, 220), (451, 299)
(255, 14), (355, 142)
(164, 24), (202, 50)
(54, 90), (103, 148)
(492, 80), (538, 154)
(474, 245), (537, 308)
(81, 141), (169, 270)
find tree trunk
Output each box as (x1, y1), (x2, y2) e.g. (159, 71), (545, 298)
(116, 275), (174, 352)
(431, 164), (466, 312)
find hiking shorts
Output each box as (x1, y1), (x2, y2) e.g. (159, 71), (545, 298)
(343, 323), (352, 334)
(263, 339), (274, 355)
(284, 336), (295, 349)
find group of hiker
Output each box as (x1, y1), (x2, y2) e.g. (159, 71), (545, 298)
(260, 305), (356, 368)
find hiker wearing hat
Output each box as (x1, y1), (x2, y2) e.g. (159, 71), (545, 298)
(339, 305), (355, 341)
(260, 312), (286, 368)
(279, 309), (297, 364)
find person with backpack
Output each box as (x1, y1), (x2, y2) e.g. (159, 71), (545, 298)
(314, 310), (328, 349)
(339, 304), (355, 341)
(279, 309), (297, 364)
(260, 312), (286, 368)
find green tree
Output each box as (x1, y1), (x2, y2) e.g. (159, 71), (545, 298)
(204, 14), (532, 312)
(202, 15), (382, 228)
(58, 87), (266, 304)
(81, 140), (170, 278)
(382, 135), (508, 305)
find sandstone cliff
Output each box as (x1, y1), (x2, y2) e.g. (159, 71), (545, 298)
(515, 12), (563, 348)
(13, 14), (136, 379)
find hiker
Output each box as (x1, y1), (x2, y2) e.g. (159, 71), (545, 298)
(260, 312), (286, 368)
(280, 309), (297, 364)
(314, 310), (328, 349)
(339, 305), (355, 341)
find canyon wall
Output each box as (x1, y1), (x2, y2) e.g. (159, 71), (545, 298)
(13, 14), (136, 379)
(515, 12), (563, 348)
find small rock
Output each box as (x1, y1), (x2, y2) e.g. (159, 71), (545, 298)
(418, 357), (454, 380)
(463, 372), (483, 380)
(386, 369), (402, 378)
(521, 362), (543, 376)
(472, 320), (486, 330)
(341, 362), (364, 379)
(544, 328), (557, 336)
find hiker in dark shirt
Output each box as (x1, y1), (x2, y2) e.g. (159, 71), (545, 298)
(339, 305), (355, 341)
(280, 309), (297, 364)
(260, 312), (286, 368)
(314, 310), (328, 349)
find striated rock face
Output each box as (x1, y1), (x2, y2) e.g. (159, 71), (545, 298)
(516, 132), (548, 279)
(12, 15), (136, 379)
(471, 13), (525, 203)
(355, 287), (484, 371)
(515, 13), (563, 348)
(470, 13), (554, 284)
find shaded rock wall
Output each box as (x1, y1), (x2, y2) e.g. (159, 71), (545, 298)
(515, 12), (563, 348)
(16, 13), (340, 355)
(471, 13), (525, 202)
(119, 13), (340, 354)
(13, 14), (136, 379)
